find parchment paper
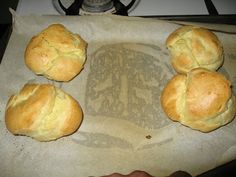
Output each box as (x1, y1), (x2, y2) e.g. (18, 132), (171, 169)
(0, 11), (236, 177)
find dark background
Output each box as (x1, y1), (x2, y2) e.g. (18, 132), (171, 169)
(0, 0), (19, 61)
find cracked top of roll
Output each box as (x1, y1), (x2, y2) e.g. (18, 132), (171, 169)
(166, 25), (223, 74)
(161, 68), (236, 132)
(5, 83), (83, 141)
(24, 24), (87, 81)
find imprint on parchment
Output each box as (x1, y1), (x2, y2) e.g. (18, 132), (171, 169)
(85, 43), (174, 130)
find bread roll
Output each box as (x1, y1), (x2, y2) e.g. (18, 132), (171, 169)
(5, 83), (83, 141)
(166, 25), (223, 74)
(25, 24), (87, 81)
(161, 68), (236, 132)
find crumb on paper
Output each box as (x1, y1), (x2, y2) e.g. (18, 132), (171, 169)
(146, 135), (152, 139)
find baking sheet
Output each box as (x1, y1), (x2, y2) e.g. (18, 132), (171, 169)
(0, 11), (236, 177)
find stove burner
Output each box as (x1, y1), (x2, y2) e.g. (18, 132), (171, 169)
(53, 0), (137, 16)
(82, 0), (114, 13)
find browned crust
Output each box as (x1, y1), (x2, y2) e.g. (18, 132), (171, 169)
(24, 24), (87, 81)
(166, 25), (223, 74)
(5, 83), (83, 141)
(185, 68), (231, 119)
(161, 68), (236, 132)
(161, 74), (186, 121)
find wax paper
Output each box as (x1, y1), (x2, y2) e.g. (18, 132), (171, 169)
(0, 11), (236, 177)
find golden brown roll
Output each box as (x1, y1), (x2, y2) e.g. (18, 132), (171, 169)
(5, 83), (83, 141)
(166, 25), (223, 74)
(161, 68), (236, 132)
(25, 24), (87, 81)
